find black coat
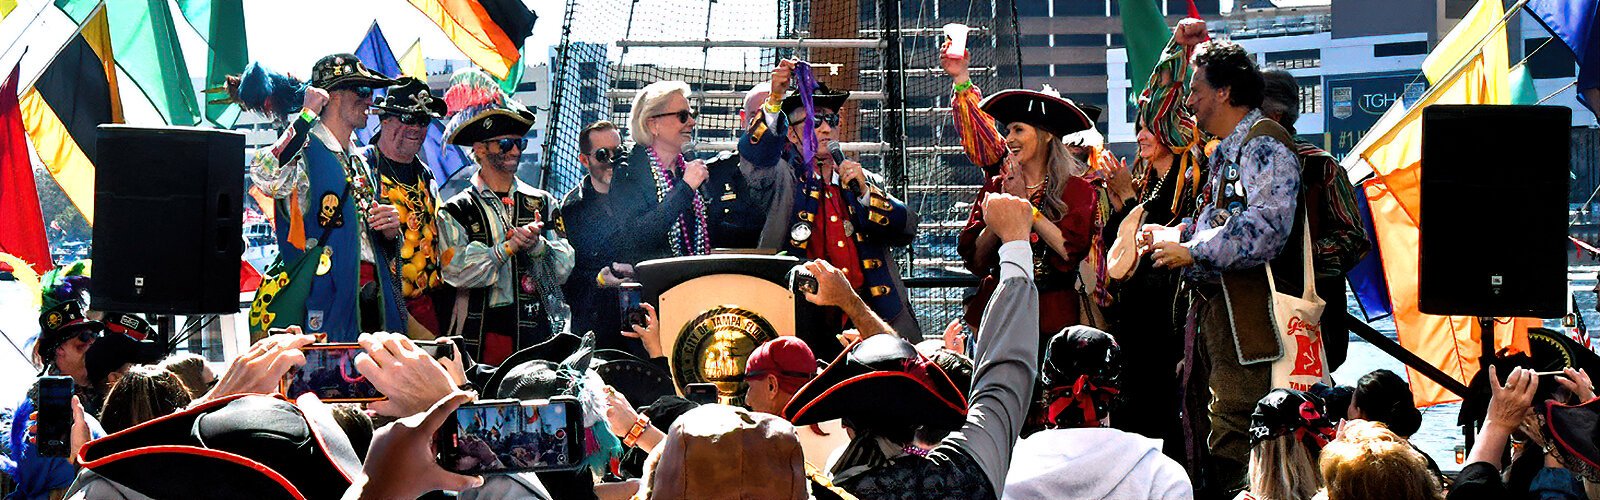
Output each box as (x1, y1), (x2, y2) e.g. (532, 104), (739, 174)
(610, 146), (700, 264)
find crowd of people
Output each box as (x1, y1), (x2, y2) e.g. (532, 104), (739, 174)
(1, 17), (1599, 500)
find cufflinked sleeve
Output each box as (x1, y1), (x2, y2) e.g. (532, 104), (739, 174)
(852, 181), (918, 247)
(737, 112), (789, 169)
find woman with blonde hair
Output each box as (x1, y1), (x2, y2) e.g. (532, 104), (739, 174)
(943, 42), (1097, 343)
(1237, 388), (1335, 500)
(611, 80), (712, 263)
(1317, 419), (1443, 500)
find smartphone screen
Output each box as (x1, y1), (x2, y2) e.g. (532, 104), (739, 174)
(684, 382), (719, 405)
(436, 398), (584, 474)
(619, 283), (646, 329)
(36, 376), (73, 457)
(282, 344), (384, 402)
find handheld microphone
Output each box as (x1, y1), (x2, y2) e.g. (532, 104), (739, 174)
(830, 141), (862, 194)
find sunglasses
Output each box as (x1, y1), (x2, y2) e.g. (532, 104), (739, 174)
(388, 113), (430, 125)
(351, 87), (374, 99)
(485, 137), (527, 152)
(650, 109), (698, 123)
(789, 112), (840, 128)
(589, 146), (625, 164)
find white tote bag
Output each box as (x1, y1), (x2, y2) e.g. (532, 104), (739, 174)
(1269, 216), (1330, 391)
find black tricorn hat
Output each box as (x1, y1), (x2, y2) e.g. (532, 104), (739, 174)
(373, 76), (447, 119)
(482, 332), (588, 398)
(1545, 398), (1600, 479)
(781, 83), (850, 116)
(783, 334), (967, 429)
(593, 349), (676, 410)
(978, 88), (1095, 138)
(310, 53), (396, 91)
(76, 394), (361, 500)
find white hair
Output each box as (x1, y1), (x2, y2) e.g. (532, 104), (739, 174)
(630, 80), (692, 144)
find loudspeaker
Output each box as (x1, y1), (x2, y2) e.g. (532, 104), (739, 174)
(91, 125), (245, 314)
(1419, 105), (1568, 318)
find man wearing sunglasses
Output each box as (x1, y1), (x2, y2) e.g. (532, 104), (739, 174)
(559, 120), (649, 355)
(360, 77), (452, 338)
(736, 61), (924, 358)
(6, 298), (109, 499)
(249, 53), (406, 342)
(436, 70), (574, 366)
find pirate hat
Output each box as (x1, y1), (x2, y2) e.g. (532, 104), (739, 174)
(783, 334), (967, 430)
(482, 332), (587, 398)
(593, 349), (676, 411)
(76, 394), (361, 500)
(1545, 398), (1600, 480)
(37, 300), (102, 363)
(309, 53), (396, 92)
(781, 82), (850, 116)
(443, 69), (535, 146)
(978, 87), (1095, 138)
(373, 76), (446, 119)
(1459, 327), (1600, 428)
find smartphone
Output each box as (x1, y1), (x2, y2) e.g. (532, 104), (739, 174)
(435, 397), (585, 474)
(684, 382), (719, 405)
(281, 343), (385, 403)
(35, 376), (73, 457)
(415, 339), (457, 361)
(619, 282), (647, 329)
(789, 267), (819, 296)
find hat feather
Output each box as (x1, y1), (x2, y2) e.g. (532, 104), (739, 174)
(444, 69), (505, 115)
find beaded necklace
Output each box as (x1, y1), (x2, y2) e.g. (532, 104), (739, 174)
(646, 146), (709, 256)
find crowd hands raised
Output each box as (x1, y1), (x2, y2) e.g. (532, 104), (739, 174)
(8, 16), (1600, 500)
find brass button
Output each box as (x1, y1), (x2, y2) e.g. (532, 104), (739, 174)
(836, 241), (845, 248)
(829, 215), (838, 222)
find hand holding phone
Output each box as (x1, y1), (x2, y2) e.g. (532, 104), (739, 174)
(789, 266), (819, 296)
(684, 383), (719, 405)
(34, 376), (73, 457)
(435, 397), (586, 474)
(619, 283), (647, 329)
(283, 343), (384, 403)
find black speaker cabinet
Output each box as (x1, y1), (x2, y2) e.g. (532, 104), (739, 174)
(91, 125), (245, 314)
(1419, 105), (1568, 318)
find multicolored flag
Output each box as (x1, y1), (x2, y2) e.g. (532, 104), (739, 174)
(406, 0), (535, 79)
(20, 4), (122, 222)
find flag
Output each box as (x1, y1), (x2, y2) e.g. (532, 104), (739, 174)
(57, 0), (200, 126)
(0, 66), (52, 274)
(1346, 194), (1391, 321)
(1345, 0), (1522, 406)
(20, 4), (122, 222)
(406, 0), (535, 79)
(354, 22), (401, 146)
(1510, 64), (1539, 104)
(175, 0), (249, 128)
(495, 46), (525, 95)
(1527, 0), (1600, 96)
(422, 120), (471, 187)
(1185, 0), (1209, 42)
(1119, 0), (1172, 100)
(0, 0), (16, 20)
(399, 38), (426, 78)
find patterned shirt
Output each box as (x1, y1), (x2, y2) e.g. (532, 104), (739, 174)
(1295, 141), (1370, 277)
(1180, 109), (1301, 283)
(436, 175), (575, 309)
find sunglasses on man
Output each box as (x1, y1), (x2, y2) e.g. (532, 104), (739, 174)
(588, 146), (626, 165)
(650, 109), (698, 123)
(789, 112), (840, 128)
(385, 113), (431, 126)
(485, 137), (527, 153)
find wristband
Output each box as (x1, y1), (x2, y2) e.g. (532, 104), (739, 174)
(763, 100), (782, 114)
(299, 108), (318, 123)
(953, 80), (973, 93)
(623, 415), (651, 448)
(597, 269), (609, 287)
(1032, 207), (1043, 221)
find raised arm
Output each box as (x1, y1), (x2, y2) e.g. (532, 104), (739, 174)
(942, 43), (1007, 175)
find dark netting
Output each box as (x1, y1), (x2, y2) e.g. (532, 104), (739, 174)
(541, 0), (1021, 339)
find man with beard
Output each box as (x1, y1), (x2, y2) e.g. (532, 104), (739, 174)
(249, 54), (405, 340)
(436, 70), (574, 365)
(362, 77), (452, 338)
(559, 120), (642, 353)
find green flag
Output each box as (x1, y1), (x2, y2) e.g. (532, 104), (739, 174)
(1508, 64), (1538, 105)
(1119, 0), (1171, 101)
(175, 0), (248, 128)
(496, 46), (526, 95)
(56, 0), (200, 126)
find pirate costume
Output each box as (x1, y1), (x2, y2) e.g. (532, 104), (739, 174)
(737, 80), (922, 358)
(952, 86), (1098, 343)
(248, 54), (404, 341)
(360, 76), (452, 337)
(436, 70), (574, 366)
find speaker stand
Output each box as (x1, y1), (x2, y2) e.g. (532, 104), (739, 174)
(1461, 316), (1499, 462)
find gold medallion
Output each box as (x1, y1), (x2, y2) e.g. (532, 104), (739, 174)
(669, 306), (779, 406)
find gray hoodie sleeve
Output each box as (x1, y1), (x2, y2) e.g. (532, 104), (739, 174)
(942, 240), (1040, 496)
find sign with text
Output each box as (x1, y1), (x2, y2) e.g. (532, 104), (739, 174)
(1325, 73), (1426, 161)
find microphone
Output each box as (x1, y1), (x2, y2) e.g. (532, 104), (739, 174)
(830, 141), (862, 194)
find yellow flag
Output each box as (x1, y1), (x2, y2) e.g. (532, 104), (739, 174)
(399, 38), (425, 79)
(1423, 0), (1508, 86)
(0, 0), (16, 20)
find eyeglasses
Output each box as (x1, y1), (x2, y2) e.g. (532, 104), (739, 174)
(351, 87), (374, 99)
(485, 137), (526, 152)
(589, 146), (625, 164)
(789, 112), (840, 128)
(650, 109), (698, 123)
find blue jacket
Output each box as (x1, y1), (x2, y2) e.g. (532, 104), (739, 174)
(3, 387), (105, 499)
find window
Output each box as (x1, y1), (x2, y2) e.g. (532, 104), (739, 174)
(580, 85), (601, 104)
(1022, 65), (1050, 77)
(1296, 77), (1321, 115)
(1264, 49), (1320, 70)
(1016, 0), (1048, 16)
(1109, 34), (1126, 47)
(1525, 38), (1576, 79)
(1055, 63), (1107, 76)
(1374, 41), (1427, 58)
(580, 110), (602, 126)
(1055, 0), (1104, 16)
(1019, 35), (1050, 46)
(1054, 34), (1104, 47)
(579, 62), (599, 80)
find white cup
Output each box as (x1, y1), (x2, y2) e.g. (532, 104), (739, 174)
(943, 23), (972, 59)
